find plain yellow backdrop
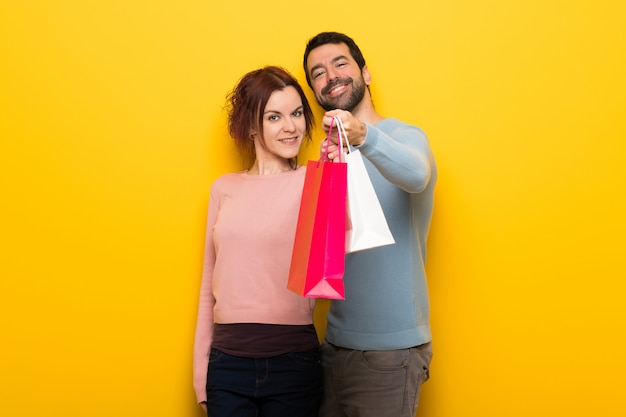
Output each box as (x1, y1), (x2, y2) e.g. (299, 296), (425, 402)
(1, 1), (625, 416)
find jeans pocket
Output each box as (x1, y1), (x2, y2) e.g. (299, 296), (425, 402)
(410, 343), (432, 383)
(361, 349), (410, 372)
(209, 348), (225, 363)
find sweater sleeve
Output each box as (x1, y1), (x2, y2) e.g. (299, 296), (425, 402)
(355, 120), (434, 194)
(192, 191), (218, 404)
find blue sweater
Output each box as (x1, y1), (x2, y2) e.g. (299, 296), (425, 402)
(325, 118), (437, 350)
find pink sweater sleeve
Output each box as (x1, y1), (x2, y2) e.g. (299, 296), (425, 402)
(192, 193), (218, 404)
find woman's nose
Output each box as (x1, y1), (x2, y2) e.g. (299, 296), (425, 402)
(283, 117), (296, 132)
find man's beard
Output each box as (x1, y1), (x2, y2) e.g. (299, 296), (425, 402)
(317, 76), (366, 112)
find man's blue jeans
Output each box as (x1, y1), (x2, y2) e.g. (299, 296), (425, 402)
(206, 348), (323, 417)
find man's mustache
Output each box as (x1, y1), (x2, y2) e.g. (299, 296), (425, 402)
(321, 77), (353, 95)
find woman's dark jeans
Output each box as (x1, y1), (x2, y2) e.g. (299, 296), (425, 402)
(206, 348), (323, 417)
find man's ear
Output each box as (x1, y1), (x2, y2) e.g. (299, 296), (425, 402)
(362, 65), (372, 86)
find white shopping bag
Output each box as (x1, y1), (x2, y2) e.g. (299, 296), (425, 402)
(334, 117), (395, 253)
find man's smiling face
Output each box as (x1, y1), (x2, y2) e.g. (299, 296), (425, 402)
(306, 42), (369, 112)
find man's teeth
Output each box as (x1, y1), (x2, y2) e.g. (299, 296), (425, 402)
(329, 84), (345, 95)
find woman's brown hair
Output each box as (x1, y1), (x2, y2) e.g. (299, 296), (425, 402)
(226, 66), (315, 165)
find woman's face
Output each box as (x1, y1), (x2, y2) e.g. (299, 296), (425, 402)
(253, 86), (306, 163)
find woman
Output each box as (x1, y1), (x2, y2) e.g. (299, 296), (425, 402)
(193, 66), (322, 416)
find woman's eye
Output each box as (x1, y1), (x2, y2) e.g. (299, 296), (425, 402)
(268, 115), (279, 121)
(293, 110), (303, 117)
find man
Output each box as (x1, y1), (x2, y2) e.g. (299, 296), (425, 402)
(303, 32), (437, 417)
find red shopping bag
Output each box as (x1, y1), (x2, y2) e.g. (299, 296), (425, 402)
(288, 120), (347, 299)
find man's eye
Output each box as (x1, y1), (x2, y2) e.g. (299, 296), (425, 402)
(312, 70), (324, 79)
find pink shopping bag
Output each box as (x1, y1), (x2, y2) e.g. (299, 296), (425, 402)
(287, 119), (347, 299)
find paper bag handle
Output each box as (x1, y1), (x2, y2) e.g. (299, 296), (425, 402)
(322, 116), (347, 162)
(334, 117), (351, 156)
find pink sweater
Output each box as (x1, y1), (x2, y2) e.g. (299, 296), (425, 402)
(193, 167), (315, 403)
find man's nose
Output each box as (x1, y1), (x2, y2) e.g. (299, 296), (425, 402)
(326, 67), (339, 81)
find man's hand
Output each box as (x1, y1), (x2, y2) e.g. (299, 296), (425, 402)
(320, 138), (344, 162)
(322, 110), (367, 147)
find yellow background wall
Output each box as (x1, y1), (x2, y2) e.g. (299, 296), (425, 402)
(1, 1), (624, 416)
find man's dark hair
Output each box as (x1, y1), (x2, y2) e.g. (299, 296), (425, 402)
(303, 32), (367, 88)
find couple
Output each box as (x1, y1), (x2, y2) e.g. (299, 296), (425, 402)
(193, 31), (437, 417)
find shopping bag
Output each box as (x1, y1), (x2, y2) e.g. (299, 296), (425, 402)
(287, 119), (347, 299)
(334, 118), (395, 253)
